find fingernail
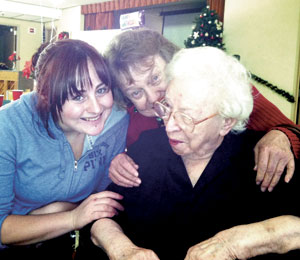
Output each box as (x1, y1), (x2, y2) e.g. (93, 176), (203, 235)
(256, 181), (260, 185)
(261, 186), (266, 192)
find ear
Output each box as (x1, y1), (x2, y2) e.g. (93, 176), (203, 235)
(219, 118), (236, 136)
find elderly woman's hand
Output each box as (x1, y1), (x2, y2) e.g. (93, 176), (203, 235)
(109, 153), (141, 187)
(184, 235), (236, 260)
(254, 130), (295, 192)
(110, 246), (160, 260)
(185, 216), (300, 260)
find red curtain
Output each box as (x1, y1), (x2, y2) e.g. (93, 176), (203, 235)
(84, 12), (114, 30)
(207, 0), (225, 22)
(82, 0), (182, 30)
(81, 0), (182, 14)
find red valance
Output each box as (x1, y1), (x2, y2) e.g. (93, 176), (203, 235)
(82, 0), (182, 14)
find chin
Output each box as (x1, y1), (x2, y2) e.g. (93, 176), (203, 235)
(86, 125), (104, 136)
(140, 110), (156, 118)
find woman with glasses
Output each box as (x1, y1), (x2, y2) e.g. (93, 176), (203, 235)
(90, 46), (300, 260)
(106, 28), (298, 193)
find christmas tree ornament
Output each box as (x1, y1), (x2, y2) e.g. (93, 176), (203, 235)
(184, 5), (225, 50)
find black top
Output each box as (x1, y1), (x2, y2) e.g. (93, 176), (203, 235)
(107, 127), (300, 260)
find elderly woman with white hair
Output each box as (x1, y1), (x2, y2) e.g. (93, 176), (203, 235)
(90, 47), (300, 260)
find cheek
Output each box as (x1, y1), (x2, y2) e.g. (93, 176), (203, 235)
(131, 98), (147, 111)
(61, 102), (83, 120)
(158, 80), (167, 92)
(100, 92), (114, 109)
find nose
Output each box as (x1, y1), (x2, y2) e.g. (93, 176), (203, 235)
(86, 95), (101, 114)
(165, 112), (181, 133)
(146, 90), (163, 106)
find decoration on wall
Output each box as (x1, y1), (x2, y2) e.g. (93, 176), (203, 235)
(22, 60), (34, 79)
(8, 51), (20, 70)
(120, 10), (145, 30)
(251, 73), (295, 103)
(58, 31), (69, 40)
(184, 5), (225, 50)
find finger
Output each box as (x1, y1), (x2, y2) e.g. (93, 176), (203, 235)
(92, 191), (124, 200)
(125, 155), (139, 170)
(116, 165), (141, 185)
(254, 149), (269, 187)
(94, 198), (125, 211)
(253, 145), (259, 172)
(284, 158), (295, 183)
(109, 174), (134, 188)
(267, 158), (289, 192)
(259, 153), (278, 192)
(115, 154), (139, 177)
(91, 209), (119, 220)
(110, 170), (140, 187)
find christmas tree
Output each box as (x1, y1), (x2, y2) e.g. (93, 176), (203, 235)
(184, 5), (225, 50)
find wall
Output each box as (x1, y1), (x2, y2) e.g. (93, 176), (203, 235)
(224, 0), (300, 121)
(163, 11), (201, 48)
(0, 17), (43, 71)
(113, 1), (204, 47)
(56, 6), (84, 37)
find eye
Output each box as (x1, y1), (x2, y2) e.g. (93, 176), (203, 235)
(72, 94), (84, 102)
(129, 89), (143, 99)
(161, 99), (171, 108)
(151, 74), (161, 85)
(96, 85), (110, 96)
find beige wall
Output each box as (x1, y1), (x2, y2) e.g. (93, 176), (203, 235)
(45, 6), (84, 40)
(224, 0), (300, 121)
(0, 17), (43, 71)
(56, 6), (84, 37)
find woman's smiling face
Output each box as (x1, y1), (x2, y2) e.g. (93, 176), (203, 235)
(58, 61), (113, 137)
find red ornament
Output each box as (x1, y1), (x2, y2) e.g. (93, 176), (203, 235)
(211, 36), (214, 39)
(211, 12), (214, 15)
(201, 24), (204, 27)
(200, 33), (203, 37)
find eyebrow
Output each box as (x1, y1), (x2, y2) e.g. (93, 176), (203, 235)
(95, 82), (106, 88)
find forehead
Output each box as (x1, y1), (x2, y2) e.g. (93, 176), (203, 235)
(77, 60), (102, 90)
(121, 55), (167, 89)
(166, 76), (213, 109)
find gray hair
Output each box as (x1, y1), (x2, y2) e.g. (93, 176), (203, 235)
(104, 28), (180, 108)
(165, 47), (253, 132)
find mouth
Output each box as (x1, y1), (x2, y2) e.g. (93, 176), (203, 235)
(168, 138), (183, 146)
(81, 114), (101, 122)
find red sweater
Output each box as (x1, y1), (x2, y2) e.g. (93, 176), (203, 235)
(126, 86), (300, 158)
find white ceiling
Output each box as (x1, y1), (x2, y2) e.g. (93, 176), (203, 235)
(0, 0), (110, 22)
(5, 0), (110, 9)
(0, 0), (200, 22)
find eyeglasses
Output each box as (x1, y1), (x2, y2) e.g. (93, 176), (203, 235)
(153, 99), (217, 133)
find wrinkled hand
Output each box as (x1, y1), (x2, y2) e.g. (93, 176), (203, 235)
(184, 236), (236, 260)
(110, 246), (160, 260)
(254, 130), (295, 192)
(109, 153), (141, 187)
(71, 191), (124, 230)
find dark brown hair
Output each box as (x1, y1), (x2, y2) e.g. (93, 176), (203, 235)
(104, 28), (180, 107)
(33, 39), (111, 136)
